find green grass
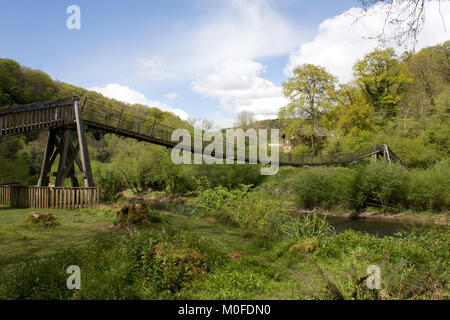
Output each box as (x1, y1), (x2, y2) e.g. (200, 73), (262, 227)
(0, 206), (115, 272)
(0, 204), (448, 300)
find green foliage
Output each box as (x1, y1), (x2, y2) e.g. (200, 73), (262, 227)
(353, 48), (413, 118)
(280, 64), (337, 154)
(294, 167), (356, 209)
(0, 59), (57, 106)
(282, 214), (335, 241)
(333, 84), (378, 136)
(263, 160), (448, 212)
(190, 163), (264, 189)
(355, 161), (408, 208)
(0, 229), (228, 300)
(406, 159), (450, 211)
(0, 246), (83, 299)
(180, 256), (280, 299)
(92, 163), (124, 203)
(189, 185), (290, 238)
(25, 212), (59, 227)
(0, 204), (448, 300)
(315, 228), (449, 299)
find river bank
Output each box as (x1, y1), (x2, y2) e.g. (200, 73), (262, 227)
(292, 209), (449, 226)
(122, 190), (449, 231)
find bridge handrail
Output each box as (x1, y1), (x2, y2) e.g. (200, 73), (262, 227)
(0, 96), (397, 166)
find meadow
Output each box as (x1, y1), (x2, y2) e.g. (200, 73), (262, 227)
(0, 188), (448, 300)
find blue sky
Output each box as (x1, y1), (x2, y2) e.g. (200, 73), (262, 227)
(0, 0), (448, 127)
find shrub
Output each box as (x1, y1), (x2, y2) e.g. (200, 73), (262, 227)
(114, 203), (161, 226)
(288, 238), (319, 255)
(191, 163), (264, 190)
(93, 165), (124, 203)
(189, 185), (290, 238)
(282, 214), (335, 241)
(151, 242), (207, 292)
(294, 167), (356, 209)
(25, 212), (59, 227)
(406, 159), (450, 211)
(355, 161), (408, 208)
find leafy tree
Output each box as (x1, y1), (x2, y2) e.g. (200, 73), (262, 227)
(333, 84), (377, 136)
(353, 48), (413, 119)
(281, 64), (337, 154)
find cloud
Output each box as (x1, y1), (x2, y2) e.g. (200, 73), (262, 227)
(89, 83), (188, 120)
(191, 60), (288, 120)
(137, 0), (304, 80)
(285, 0), (450, 83)
(134, 0), (305, 123)
(137, 56), (176, 81)
(163, 92), (179, 101)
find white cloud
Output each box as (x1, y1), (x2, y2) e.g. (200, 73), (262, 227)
(285, 1), (450, 83)
(137, 0), (304, 80)
(163, 92), (179, 101)
(89, 83), (188, 120)
(137, 56), (176, 81)
(134, 0), (305, 123)
(191, 60), (288, 120)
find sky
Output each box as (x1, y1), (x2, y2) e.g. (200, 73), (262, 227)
(0, 0), (449, 128)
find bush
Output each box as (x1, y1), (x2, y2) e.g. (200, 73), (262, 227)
(406, 159), (450, 211)
(114, 203), (162, 226)
(189, 185), (290, 238)
(294, 167), (356, 209)
(282, 214), (335, 241)
(355, 161), (408, 208)
(191, 163), (264, 190)
(25, 212), (59, 227)
(93, 164), (124, 203)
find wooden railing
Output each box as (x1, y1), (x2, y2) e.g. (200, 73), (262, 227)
(0, 98), (75, 138)
(0, 185), (100, 209)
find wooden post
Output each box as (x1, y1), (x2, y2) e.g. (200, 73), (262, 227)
(384, 144), (391, 164)
(55, 129), (71, 186)
(116, 109), (123, 133)
(74, 98), (94, 187)
(38, 130), (57, 187)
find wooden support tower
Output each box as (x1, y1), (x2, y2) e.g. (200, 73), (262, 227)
(37, 98), (94, 187)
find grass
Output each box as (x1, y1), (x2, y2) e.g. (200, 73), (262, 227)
(0, 204), (448, 299)
(0, 205), (115, 272)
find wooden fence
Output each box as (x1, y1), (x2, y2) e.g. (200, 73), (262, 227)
(0, 185), (11, 206)
(0, 185), (100, 209)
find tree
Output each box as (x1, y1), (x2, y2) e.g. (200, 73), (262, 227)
(147, 108), (165, 124)
(333, 84), (377, 136)
(358, 0), (447, 49)
(281, 64), (337, 154)
(401, 41), (450, 122)
(234, 111), (255, 130)
(353, 48), (413, 119)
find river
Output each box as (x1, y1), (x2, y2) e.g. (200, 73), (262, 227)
(145, 199), (429, 238)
